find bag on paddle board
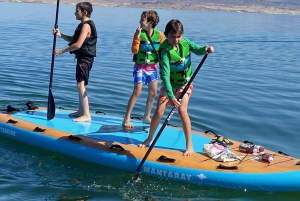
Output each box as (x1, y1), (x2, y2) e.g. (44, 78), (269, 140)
(204, 143), (242, 162)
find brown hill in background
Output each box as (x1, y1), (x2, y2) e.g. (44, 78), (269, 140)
(2, 0), (300, 14)
(127, 0), (300, 7)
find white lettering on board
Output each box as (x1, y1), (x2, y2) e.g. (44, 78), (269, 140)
(143, 166), (194, 181)
(0, 126), (16, 136)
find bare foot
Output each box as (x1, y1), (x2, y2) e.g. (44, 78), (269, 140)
(142, 117), (151, 124)
(137, 138), (153, 148)
(69, 111), (83, 117)
(183, 147), (194, 156)
(122, 119), (134, 128)
(73, 115), (91, 122)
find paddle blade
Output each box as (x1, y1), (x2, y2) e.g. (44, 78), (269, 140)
(129, 172), (141, 184)
(47, 89), (55, 120)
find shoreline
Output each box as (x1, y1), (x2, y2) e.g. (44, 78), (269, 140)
(2, 0), (300, 15)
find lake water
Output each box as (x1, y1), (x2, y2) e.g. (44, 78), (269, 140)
(0, 2), (300, 200)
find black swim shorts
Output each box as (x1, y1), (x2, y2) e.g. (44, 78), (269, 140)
(76, 57), (94, 85)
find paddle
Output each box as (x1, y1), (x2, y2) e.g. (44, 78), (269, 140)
(47, 0), (60, 120)
(130, 47), (208, 183)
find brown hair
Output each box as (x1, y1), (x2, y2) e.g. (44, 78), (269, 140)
(76, 2), (93, 18)
(142, 10), (160, 28)
(164, 19), (184, 37)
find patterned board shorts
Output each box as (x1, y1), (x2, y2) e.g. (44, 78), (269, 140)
(133, 67), (158, 85)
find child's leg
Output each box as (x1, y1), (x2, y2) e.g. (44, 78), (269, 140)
(69, 92), (83, 116)
(143, 80), (157, 123)
(138, 98), (168, 148)
(73, 81), (91, 122)
(71, 57), (93, 118)
(178, 94), (194, 156)
(123, 83), (143, 128)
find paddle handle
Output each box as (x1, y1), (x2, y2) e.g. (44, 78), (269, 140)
(49, 0), (60, 88)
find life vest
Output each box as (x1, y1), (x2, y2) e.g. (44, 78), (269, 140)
(133, 28), (160, 65)
(210, 134), (233, 147)
(69, 20), (97, 57)
(159, 39), (192, 85)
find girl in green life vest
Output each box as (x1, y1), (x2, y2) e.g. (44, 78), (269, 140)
(138, 19), (214, 156)
(122, 10), (164, 128)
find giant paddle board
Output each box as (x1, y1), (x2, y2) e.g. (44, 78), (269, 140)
(0, 106), (299, 192)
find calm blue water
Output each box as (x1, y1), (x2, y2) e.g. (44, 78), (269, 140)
(0, 2), (300, 200)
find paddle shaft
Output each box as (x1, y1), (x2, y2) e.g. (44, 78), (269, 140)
(47, 0), (60, 120)
(131, 53), (208, 182)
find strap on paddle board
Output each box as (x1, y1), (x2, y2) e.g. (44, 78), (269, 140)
(33, 127), (46, 132)
(157, 155), (176, 163)
(217, 164), (238, 170)
(68, 135), (82, 141)
(110, 144), (125, 152)
(7, 119), (18, 124)
(26, 101), (38, 110)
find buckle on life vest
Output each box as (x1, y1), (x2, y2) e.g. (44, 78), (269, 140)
(173, 57), (187, 66)
(140, 50), (153, 55)
(146, 41), (150, 45)
(184, 66), (190, 73)
(139, 59), (154, 64)
(183, 76), (190, 85)
(179, 57), (186, 64)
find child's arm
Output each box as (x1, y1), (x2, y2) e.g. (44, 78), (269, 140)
(184, 37), (207, 55)
(131, 27), (142, 54)
(160, 49), (175, 100)
(54, 24), (90, 55)
(60, 33), (73, 43)
(159, 31), (164, 44)
(160, 50), (181, 107)
(53, 28), (73, 42)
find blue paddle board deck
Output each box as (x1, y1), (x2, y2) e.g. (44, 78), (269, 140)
(0, 108), (300, 192)
(11, 109), (210, 152)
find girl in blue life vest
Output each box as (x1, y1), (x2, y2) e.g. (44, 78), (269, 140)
(138, 19), (214, 156)
(122, 10), (164, 128)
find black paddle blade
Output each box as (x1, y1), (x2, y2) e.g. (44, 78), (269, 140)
(47, 89), (55, 120)
(129, 172), (141, 184)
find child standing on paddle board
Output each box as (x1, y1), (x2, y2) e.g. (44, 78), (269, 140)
(53, 2), (97, 122)
(138, 19), (214, 156)
(122, 10), (164, 128)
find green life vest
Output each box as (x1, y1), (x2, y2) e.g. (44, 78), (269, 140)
(159, 39), (192, 85)
(133, 28), (160, 65)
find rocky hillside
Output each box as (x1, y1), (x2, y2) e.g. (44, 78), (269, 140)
(106, 0), (300, 7)
(3, 0), (300, 14)
(100, 0), (300, 14)
(133, 0), (299, 6)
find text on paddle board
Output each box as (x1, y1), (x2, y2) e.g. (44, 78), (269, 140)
(0, 127), (16, 136)
(143, 166), (192, 181)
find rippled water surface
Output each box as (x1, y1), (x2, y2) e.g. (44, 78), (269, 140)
(0, 2), (300, 200)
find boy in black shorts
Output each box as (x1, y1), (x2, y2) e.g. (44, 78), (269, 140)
(53, 2), (97, 122)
